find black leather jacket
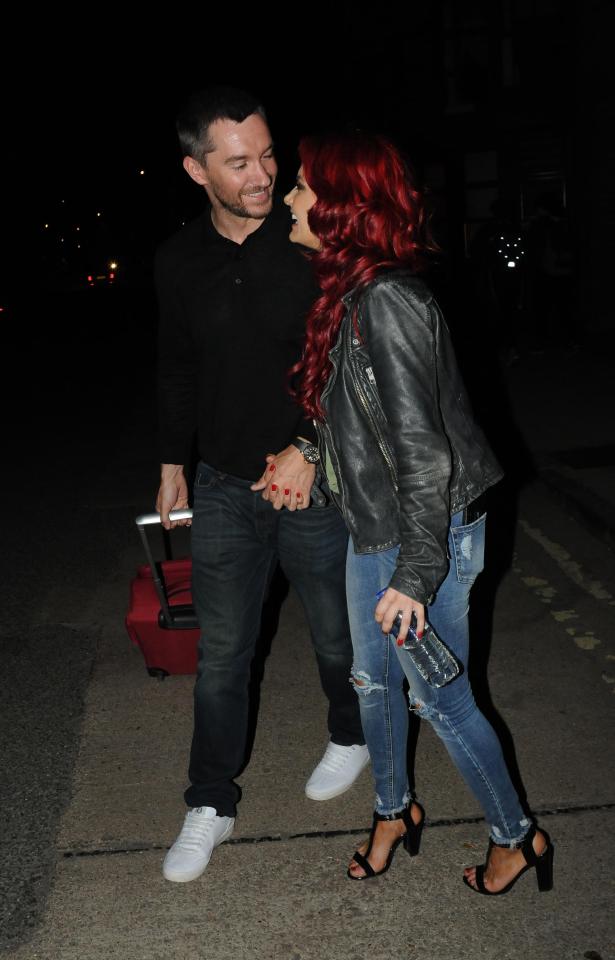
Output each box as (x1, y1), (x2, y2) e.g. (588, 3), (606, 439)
(315, 270), (503, 605)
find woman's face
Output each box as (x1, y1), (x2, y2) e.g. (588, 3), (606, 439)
(284, 167), (321, 250)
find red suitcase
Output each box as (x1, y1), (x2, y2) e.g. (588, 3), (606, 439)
(125, 510), (200, 678)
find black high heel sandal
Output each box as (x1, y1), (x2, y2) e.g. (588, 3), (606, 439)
(347, 801), (425, 881)
(463, 825), (554, 895)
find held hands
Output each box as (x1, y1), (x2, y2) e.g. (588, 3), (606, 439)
(156, 465), (191, 530)
(250, 445), (315, 511)
(375, 588), (425, 643)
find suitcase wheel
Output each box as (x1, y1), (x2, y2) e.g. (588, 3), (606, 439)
(147, 667), (169, 681)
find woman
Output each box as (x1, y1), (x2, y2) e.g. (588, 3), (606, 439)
(283, 132), (553, 894)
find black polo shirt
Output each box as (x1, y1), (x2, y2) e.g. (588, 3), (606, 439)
(156, 197), (317, 479)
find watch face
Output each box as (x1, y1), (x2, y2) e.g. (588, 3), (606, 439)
(303, 444), (320, 463)
(294, 439), (320, 463)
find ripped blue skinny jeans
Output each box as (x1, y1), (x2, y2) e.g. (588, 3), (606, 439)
(346, 511), (530, 846)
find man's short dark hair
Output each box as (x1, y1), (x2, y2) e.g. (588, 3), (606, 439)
(176, 86), (267, 162)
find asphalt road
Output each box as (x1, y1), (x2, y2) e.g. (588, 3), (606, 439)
(0, 289), (158, 950)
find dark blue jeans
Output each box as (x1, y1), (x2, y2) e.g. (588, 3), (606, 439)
(185, 462), (363, 816)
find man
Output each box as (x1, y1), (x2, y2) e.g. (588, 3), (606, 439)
(156, 87), (367, 883)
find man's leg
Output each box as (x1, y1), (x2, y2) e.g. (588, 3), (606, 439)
(163, 464), (273, 882)
(278, 503), (368, 800)
(187, 466), (275, 813)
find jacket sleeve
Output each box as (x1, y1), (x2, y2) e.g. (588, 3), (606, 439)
(293, 417), (318, 445)
(359, 280), (452, 603)
(156, 246), (197, 465)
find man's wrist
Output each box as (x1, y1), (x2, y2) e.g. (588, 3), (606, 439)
(160, 463), (185, 480)
(291, 438), (320, 464)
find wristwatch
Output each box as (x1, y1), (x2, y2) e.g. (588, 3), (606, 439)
(292, 437), (321, 464)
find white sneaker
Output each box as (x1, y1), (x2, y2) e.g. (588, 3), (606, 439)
(162, 806), (235, 883)
(305, 742), (370, 801)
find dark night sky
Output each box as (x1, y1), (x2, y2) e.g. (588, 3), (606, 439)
(5, 2), (609, 293)
(6, 6), (445, 203)
(4, 6), (453, 281)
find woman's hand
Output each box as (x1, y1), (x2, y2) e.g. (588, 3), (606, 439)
(250, 446), (315, 511)
(375, 588), (425, 643)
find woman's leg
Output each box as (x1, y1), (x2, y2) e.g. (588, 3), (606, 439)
(345, 541), (423, 876)
(346, 541), (410, 816)
(395, 512), (529, 842)
(394, 511), (547, 889)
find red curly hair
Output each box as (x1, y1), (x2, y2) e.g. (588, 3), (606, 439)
(291, 132), (436, 421)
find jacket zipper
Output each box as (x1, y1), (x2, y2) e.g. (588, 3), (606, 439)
(320, 320), (398, 506)
(351, 357), (398, 489)
(317, 350), (349, 507)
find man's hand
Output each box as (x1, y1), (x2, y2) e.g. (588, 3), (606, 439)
(375, 587), (425, 643)
(250, 445), (315, 511)
(156, 464), (191, 530)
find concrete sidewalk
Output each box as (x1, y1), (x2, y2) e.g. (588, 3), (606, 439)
(7, 342), (615, 960)
(9, 482), (615, 959)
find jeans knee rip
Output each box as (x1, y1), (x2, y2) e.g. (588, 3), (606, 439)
(408, 695), (439, 720)
(351, 669), (385, 694)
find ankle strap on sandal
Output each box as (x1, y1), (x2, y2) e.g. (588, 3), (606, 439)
(374, 800), (420, 823)
(374, 809), (406, 822)
(492, 824), (539, 863)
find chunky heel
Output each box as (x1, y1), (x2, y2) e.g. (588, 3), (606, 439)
(402, 801), (425, 857)
(535, 842), (554, 892)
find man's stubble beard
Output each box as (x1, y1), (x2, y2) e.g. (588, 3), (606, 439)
(212, 185), (273, 220)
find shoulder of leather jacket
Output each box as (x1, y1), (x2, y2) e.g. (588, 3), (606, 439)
(366, 270), (434, 305)
(342, 269), (433, 309)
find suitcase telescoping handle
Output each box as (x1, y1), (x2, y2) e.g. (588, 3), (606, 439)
(135, 510), (193, 527)
(134, 510), (194, 629)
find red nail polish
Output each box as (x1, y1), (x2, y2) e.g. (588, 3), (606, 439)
(417, 631), (423, 640)
(397, 637), (404, 647)
(271, 484), (278, 491)
(284, 489), (290, 496)
(296, 492), (302, 499)
(269, 464), (276, 472)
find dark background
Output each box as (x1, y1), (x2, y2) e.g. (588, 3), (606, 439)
(3, 0), (612, 331)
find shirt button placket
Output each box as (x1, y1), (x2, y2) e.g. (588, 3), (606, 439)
(234, 248), (243, 285)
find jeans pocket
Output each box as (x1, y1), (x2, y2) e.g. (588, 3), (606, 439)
(195, 464), (219, 491)
(449, 513), (486, 583)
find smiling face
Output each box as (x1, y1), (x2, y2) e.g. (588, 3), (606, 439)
(284, 167), (320, 250)
(183, 113), (277, 222)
